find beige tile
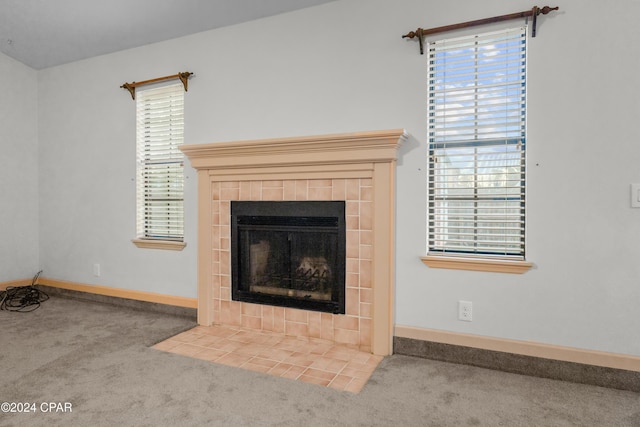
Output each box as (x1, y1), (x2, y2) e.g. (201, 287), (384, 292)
(344, 377), (369, 393)
(257, 348), (295, 362)
(307, 340), (334, 356)
(192, 334), (222, 347)
(308, 187), (332, 200)
(242, 303), (262, 317)
(192, 347), (228, 362)
(360, 185), (373, 202)
(220, 286), (230, 301)
(299, 374), (332, 387)
(333, 328), (360, 347)
(214, 339), (246, 353)
(346, 231), (359, 258)
(170, 343), (207, 357)
(241, 315), (262, 329)
(331, 179), (346, 200)
(262, 188), (284, 200)
(220, 237), (230, 250)
(211, 226), (221, 248)
(345, 288), (360, 317)
(152, 339), (182, 352)
(268, 362), (294, 377)
(359, 260), (372, 288)
(238, 181), (251, 199)
(241, 361), (273, 374)
(308, 311), (322, 339)
(346, 200), (359, 215)
(220, 251), (230, 274)
(250, 181), (263, 200)
(359, 244), (373, 261)
(272, 307), (286, 334)
(201, 325), (238, 338)
(283, 352), (316, 368)
(346, 272), (359, 288)
(310, 357), (347, 374)
(346, 179), (359, 200)
(303, 367), (336, 382)
(359, 318), (372, 348)
(333, 315), (359, 331)
(220, 201), (231, 223)
(228, 301), (242, 325)
(359, 201), (373, 230)
(346, 216), (360, 232)
(308, 179), (332, 188)
(221, 187), (240, 201)
(280, 364), (307, 380)
(263, 180), (284, 188)
(295, 180), (308, 200)
(323, 347), (357, 362)
(170, 331), (200, 343)
(190, 325), (214, 334)
(246, 356), (279, 369)
(283, 181), (296, 200)
(346, 258), (359, 274)
(360, 288), (372, 304)
(285, 321), (309, 338)
(262, 306), (274, 331)
(359, 302), (372, 319)
(216, 353), (253, 368)
(285, 307), (308, 323)
(328, 374), (354, 391)
(320, 313), (334, 342)
(220, 273), (231, 289)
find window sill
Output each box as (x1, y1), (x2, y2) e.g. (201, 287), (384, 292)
(421, 255), (533, 274)
(132, 239), (186, 251)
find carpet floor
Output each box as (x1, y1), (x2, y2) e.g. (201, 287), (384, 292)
(0, 295), (638, 426)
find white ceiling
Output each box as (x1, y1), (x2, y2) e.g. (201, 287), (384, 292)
(0, 0), (336, 70)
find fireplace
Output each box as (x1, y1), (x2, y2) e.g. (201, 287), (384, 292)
(231, 201), (346, 314)
(180, 129), (405, 355)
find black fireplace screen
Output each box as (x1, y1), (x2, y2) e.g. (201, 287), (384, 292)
(231, 201), (345, 314)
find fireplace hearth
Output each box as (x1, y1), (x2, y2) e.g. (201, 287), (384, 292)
(231, 201), (346, 314)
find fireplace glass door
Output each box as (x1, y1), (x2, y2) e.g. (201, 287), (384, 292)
(231, 201), (345, 314)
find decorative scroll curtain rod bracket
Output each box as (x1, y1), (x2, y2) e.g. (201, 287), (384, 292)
(402, 5), (559, 54)
(120, 71), (194, 100)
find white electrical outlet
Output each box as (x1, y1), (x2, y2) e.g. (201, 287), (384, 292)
(93, 263), (101, 277)
(458, 300), (472, 322)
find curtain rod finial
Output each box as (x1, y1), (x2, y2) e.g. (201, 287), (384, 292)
(121, 82), (136, 100)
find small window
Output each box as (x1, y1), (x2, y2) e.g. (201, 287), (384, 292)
(135, 83), (185, 246)
(427, 27), (527, 259)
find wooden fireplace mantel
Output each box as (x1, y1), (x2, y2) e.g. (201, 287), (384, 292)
(181, 129), (407, 171)
(181, 129), (407, 356)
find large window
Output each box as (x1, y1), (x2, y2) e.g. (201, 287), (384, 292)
(135, 83), (185, 245)
(427, 27), (526, 259)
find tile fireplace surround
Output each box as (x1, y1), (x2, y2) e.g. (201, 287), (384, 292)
(181, 129), (406, 356)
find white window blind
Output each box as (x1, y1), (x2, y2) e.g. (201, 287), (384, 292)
(428, 27), (526, 257)
(136, 83), (184, 241)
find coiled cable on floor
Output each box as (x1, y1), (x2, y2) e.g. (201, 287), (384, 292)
(0, 270), (48, 312)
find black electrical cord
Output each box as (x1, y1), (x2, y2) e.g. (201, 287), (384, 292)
(0, 270), (48, 312)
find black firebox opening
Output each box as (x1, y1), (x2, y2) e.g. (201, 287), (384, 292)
(231, 201), (346, 314)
